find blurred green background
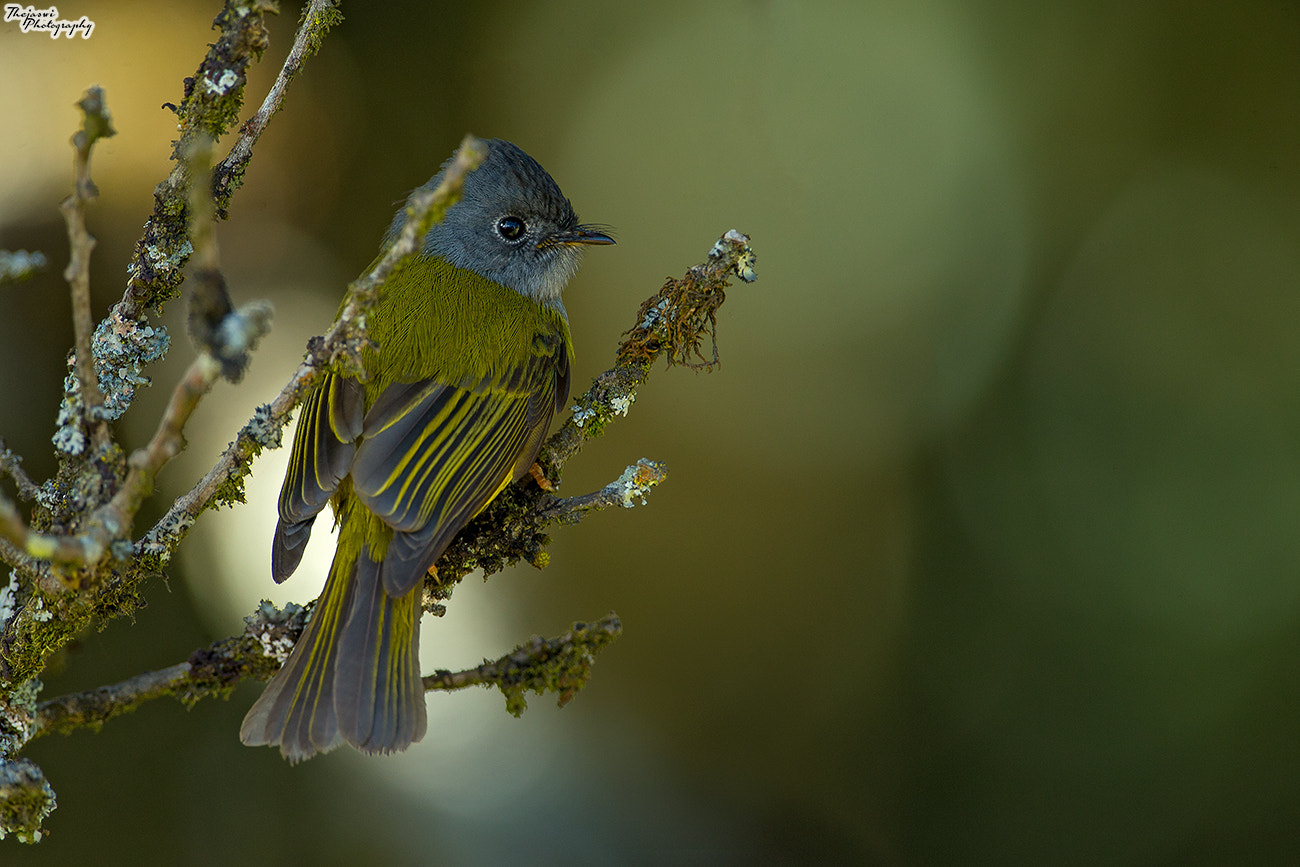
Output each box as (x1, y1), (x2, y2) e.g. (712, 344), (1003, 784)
(3, 1), (1300, 863)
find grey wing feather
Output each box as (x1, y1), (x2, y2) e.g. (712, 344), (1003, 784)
(271, 374), (364, 582)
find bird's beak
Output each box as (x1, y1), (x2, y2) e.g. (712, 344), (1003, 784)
(556, 225), (616, 246)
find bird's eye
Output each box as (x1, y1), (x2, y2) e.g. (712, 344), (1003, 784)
(496, 216), (526, 241)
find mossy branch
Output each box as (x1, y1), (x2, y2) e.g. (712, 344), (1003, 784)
(28, 608), (622, 738)
(424, 614), (624, 716)
(212, 0), (343, 217)
(0, 130), (273, 582)
(124, 0), (295, 316)
(544, 228), (756, 468)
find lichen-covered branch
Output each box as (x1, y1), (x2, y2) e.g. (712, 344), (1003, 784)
(424, 614), (623, 715)
(0, 759), (53, 844)
(19, 228), (757, 747)
(0, 681), (49, 843)
(0, 3), (339, 844)
(212, 0), (342, 217)
(538, 458), (670, 526)
(0, 131), (274, 576)
(29, 606), (621, 739)
(0, 0), (755, 846)
(0, 442), (38, 504)
(32, 664), (191, 738)
(124, 0), (284, 316)
(543, 229), (757, 469)
(2, 321), (261, 577)
(0, 89), (120, 573)
(14, 605), (304, 796)
(30, 612), (285, 740)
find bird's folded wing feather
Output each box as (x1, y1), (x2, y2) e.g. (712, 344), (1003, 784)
(272, 373), (365, 581)
(350, 333), (567, 597)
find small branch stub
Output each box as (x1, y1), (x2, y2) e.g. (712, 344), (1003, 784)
(540, 458), (669, 526)
(619, 228), (756, 372)
(423, 614), (623, 715)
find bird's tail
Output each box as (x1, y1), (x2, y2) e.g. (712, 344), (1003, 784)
(240, 539), (427, 762)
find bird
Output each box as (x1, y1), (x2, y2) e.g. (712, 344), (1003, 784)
(240, 138), (614, 762)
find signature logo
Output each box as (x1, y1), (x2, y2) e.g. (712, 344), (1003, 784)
(4, 5), (94, 39)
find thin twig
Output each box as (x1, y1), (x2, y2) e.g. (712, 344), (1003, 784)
(423, 614), (623, 714)
(538, 458), (670, 525)
(104, 339), (262, 542)
(60, 86), (115, 433)
(0, 440), (39, 503)
(212, 0), (341, 215)
(123, 0), (283, 317)
(32, 663), (191, 737)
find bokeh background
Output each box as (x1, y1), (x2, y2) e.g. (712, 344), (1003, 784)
(3, 1), (1300, 863)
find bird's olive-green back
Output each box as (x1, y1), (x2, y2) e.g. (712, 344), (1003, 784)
(359, 254), (573, 406)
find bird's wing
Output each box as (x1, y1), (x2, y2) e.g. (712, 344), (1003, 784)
(350, 330), (568, 597)
(271, 372), (365, 582)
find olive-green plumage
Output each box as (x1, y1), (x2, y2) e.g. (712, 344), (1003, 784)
(240, 139), (612, 762)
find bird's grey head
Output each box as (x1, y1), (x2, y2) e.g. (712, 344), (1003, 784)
(389, 139), (613, 305)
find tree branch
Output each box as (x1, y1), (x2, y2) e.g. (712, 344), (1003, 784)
(30, 608), (622, 738)
(123, 0), (290, 317)
(61, 86), (116, 434)
(0, 442), (38, 504)
(0, 2), (347, 845)
(423, 614), (623, 715)
(212, 0), (342, 217)
(1, 133), (274, 575)
(33, 664), (192, 738)
(543, 229), (756, 469)
(538, 458), (670, 526)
